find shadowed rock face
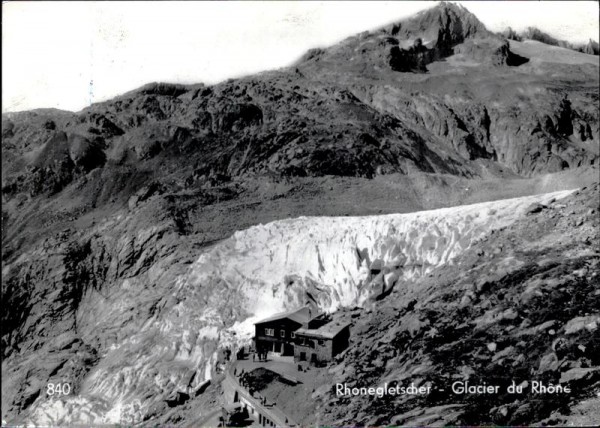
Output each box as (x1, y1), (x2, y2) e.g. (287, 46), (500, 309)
(1, 2), (599, 425)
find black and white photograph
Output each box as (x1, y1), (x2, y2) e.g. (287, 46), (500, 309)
(2, 1), (599, 426)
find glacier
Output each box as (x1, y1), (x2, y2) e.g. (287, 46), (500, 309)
(181, 189), (573, 340)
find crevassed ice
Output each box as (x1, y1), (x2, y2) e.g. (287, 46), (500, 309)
(184, 189), (572, 339)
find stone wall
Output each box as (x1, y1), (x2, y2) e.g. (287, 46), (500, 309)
(294, 337), (333, 364)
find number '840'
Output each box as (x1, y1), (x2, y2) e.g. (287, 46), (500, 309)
(47, 383), (71, 396)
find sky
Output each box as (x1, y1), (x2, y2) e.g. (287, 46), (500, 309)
(2, 1), (599, 113)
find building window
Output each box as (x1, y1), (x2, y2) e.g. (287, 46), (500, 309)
(265, 328), (274, 336)
(318, 339), (325, 346)
(280, 330), (285, 338)
(290, 332), (296, 339)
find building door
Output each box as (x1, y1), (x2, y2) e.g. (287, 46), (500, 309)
(300, 352), (306, 361)
(283, 342), (294, 356)
(311, 353), (317, 364)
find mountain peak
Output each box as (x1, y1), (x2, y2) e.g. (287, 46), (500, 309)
(386, 1), (490, 43)
(298, 1), (497, 73)
(423, 1), (475, 17)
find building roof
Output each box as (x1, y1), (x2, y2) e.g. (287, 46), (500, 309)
(254, 306), (314, 325)
(223, 403), (244, 412)
(295, 320), (351, 340)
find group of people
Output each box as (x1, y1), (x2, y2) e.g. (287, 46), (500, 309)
(236, 372), (260, 403)
(253, 350), (268, 362)
(237, 370), (249, 388)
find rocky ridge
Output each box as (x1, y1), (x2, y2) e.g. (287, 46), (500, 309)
(502, 26), (600, 56)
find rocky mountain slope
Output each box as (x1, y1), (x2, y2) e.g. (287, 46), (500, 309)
(2, 2), (599, 425)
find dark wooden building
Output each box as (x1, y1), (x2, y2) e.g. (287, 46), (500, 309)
(254, 307), (315, 356)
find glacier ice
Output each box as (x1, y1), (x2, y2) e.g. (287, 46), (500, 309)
(181, 189), (573, 340)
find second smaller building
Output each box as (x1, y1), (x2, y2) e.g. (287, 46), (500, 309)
(293, 320), (350, 366)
